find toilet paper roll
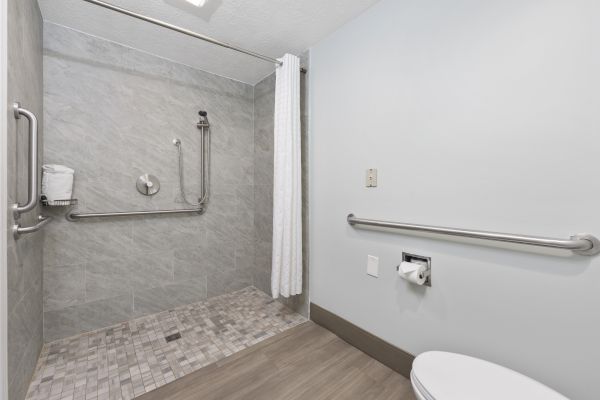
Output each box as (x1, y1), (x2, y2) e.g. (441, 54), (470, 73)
(398, 261), (428, 285)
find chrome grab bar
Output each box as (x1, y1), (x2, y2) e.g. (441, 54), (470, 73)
(12, 102), (39, 217)
(347, 214), (600, 256)
(12, 102), (52, 238)
(13, 216), (52, 238)
(67, 207), (204, 221)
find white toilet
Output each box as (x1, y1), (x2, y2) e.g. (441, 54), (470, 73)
(411, 351), (569, 400)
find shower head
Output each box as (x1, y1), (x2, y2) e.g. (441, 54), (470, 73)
(197, 110), (210, 128)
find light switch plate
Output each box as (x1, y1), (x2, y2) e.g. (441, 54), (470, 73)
(367, 255), (379, 277)
(366, 168), (377, 187)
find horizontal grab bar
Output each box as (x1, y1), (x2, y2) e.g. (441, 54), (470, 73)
(13, 215), (52, 238)
(347, 214), (600, 256)
(67, 207), (204, 221)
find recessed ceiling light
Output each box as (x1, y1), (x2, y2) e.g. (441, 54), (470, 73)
(185, 0), (206, 6)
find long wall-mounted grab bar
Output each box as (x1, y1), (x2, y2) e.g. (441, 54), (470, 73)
(347, 214), (600, 256)
(12, 102), (39, 217)
(67, 207), (204, 221)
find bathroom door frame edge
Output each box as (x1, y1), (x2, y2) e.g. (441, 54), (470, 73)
(0, 0), (9, 398)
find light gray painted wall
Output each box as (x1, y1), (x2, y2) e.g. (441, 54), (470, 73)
(42, 23), (256, 341)
(253, 54), (310, 317)
(6, 0), (44, 399)
(309, 1), (600, 399)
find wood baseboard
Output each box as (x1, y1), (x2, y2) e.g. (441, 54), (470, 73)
(310, 303), (414, 379)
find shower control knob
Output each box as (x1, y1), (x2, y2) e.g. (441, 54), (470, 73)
(136, 174), (160, 196)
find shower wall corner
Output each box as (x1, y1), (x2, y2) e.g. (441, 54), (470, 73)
(6, 1), (45, 399)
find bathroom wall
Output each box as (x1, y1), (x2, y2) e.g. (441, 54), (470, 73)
(6, 0), (44, 399)
(43, 23), (256, 341)
(253, 53), (310, 316)
(309, 1), (600, 399)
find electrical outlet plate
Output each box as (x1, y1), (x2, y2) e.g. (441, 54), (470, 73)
(366, 168), (377, 187)
(367, 255), (379, 277)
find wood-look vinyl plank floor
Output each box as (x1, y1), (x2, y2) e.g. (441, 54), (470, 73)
(137, 321), (416, 400)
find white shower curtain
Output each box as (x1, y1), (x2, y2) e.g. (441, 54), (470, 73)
(271, 54), (302, 299)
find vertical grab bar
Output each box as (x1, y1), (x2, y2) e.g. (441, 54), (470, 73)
(12, 102), (39, 217)
(198, 123), (211, 204)
(12, 102), (52, 238)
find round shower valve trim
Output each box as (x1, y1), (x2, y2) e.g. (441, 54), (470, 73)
(137, 174), (161, 196)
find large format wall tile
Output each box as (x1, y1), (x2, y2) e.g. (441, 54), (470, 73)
(43, 23), (255, 340)
(7, 0), (44, 399)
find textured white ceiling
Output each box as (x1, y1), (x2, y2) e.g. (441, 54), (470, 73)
(37, 0), (380, 84)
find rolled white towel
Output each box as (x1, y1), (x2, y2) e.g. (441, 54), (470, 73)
(42, 164), (75, 205)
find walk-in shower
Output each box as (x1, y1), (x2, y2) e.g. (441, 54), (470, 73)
(5, 1), (308, 399)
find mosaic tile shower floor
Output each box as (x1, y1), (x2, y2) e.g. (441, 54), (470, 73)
(25, 287), (306, 400)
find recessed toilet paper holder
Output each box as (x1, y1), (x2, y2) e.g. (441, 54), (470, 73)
(397, 252), (432, 287)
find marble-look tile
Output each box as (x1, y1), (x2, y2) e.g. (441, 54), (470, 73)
(44, 217), (134, 267)
(128, 251), (174, 290)
(132, 279), (205, 317)
(10, 332), (42, 400)
(253, 270), (271, 294)
(44, 295), (134, 342)
(7, 242), (24, 316)
(42, 306), (82, 344)
(206, 266), (253, 298)
(44, 22), (254, 100)
(131, 215), (205, 253)
(211, 154), (254, 186)
(254, 240), (272, 274)
(235, 240), (256, 271)
(43, 264), (85, 311)
(254, 184), (273, 243)
(8, 0), (45, 399)
(173, 248), (209, 282)
(77, 295), (134, 335)
(85, 259), (132, 302)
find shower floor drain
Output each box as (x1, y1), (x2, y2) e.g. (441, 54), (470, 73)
(165, 332), (182, 342)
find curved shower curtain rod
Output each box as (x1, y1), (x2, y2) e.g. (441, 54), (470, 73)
(81, 0), (307, 73)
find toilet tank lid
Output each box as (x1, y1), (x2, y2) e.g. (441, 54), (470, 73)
(412, 351), (569, 400)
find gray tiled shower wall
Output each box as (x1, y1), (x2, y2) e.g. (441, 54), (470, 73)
(253, 54), (310, 316)
(7, 1), (45, 400)
(42, 22), (264, 341)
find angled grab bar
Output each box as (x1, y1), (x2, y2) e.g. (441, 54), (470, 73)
(13, 216), (52, 238)
(12, 102), (39, 217)
(347, 214), (600, 256)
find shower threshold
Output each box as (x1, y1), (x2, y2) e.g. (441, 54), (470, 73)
(25, 287), (306, 400)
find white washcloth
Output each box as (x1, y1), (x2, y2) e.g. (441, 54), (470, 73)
(42, 164), (75, 204)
